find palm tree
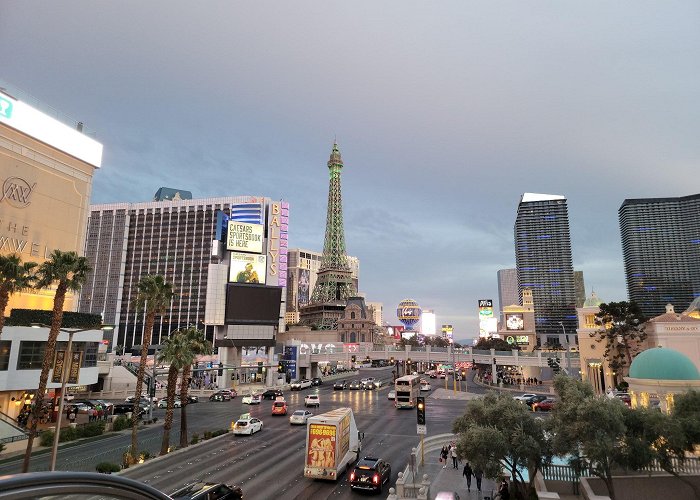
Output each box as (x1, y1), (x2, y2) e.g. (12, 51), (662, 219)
(157, 331), (189, 455)
(178, 326), (211, 448)
(0, 253), (37, 339)
(22, 250), (91, 473)
(129, 275), (174, 458)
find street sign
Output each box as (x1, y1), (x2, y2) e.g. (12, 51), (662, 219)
(417, 424), (427, 435)
(52, 351), (66, 383)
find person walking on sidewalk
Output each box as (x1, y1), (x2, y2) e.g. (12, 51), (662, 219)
(450, 444), (458, 468)
(440, 444), (449, 469)
(494, 478), (510, 500)
(462, 462), (473, 491)
(474, 467), (483, 492)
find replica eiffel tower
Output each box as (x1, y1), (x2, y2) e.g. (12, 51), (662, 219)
(300, 142), (357, 330)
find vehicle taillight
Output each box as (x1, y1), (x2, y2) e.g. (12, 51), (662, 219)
(350, 471), (355, 481)
(373, 474), (380, 484)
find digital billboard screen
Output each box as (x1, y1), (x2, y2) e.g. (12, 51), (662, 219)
(505, 313), (525, 331)
(225, 283), (282, 325)
(226, 221), (264, 253)
(229, 252), (267, 283)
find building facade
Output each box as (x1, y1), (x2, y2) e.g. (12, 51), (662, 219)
(619, 194), (700, 318)
(286, 248), (359, 314)
(0, 85), (102, 312)
(497, 268), (520, 320)
(78, 196), (287, 350)
(514, 193), (577, 344)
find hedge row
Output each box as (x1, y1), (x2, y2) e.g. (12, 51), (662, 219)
(39, 421), (106, 446)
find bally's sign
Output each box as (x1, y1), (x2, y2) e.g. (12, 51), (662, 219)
(226, 221), (263, 253)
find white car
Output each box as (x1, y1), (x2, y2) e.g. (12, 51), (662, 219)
(232, 417), (263, 435)
(157, 398), (182, 408)
(291, 379), (313, 390)
(387, 389), (396, 400)
(242, 394), (262, 405)
(420, 382), (432, 391)
(513, 393), (538, 403)
(289, 409), (313, 425)
(304, 394), (320, 407)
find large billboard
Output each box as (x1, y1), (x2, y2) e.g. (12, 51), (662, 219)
(479, 299), (496, 337)
(226, 221), (264, 253)
(306, 424), (336, 469)
(421, 310), (436, 335)
(224, 283), (282, 325)
(229, 252), (267, 283)
(505, 313), (525, 331)
(441, 324), (454, 343)
(297, 269), (310, 308)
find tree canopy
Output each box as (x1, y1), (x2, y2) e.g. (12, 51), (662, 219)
(591, 301), (647, 380)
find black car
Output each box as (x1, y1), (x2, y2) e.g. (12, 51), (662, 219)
(112, 403), (147, 418)
(176, 394), (199, 404)
(170, 481), (243, 500)
(525, 395), (548, 408)
(348, 380), (362, 390)
(209, 392), (227, 402)
(349, 457), (391, 493)
(261, 389), (284, 400)
(311, 377), (323, 386)
(333, 381), (348, 390)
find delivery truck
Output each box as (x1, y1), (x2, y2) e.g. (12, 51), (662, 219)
(304, 407), (363, 481)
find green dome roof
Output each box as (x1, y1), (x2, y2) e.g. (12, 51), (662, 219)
(629, 347), (700, 381)
(583, 292), (603, 308)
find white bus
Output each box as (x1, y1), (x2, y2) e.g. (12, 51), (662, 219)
(394, 375), (421, 409)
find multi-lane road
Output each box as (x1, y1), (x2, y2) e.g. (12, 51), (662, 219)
(2, 368), (486, 499)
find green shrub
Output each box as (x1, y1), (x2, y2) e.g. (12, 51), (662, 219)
(59, 426), (78, 442)
(39, 431), (54, 447)
(112, 416), (131, 432)
(95, 462), (121, 474)
(191, 433), (199, 444)
(203, 431), (212, 440)
(211, 429), (229, 438)
(78, 421), (105, 438)
(139, 450), (153, 461)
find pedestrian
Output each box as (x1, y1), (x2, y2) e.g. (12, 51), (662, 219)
(462, 462), (473, 491)
(68, 409), (76, 424)
(495, 479), (510, 500)
(450, 444), (459, 468)
(440, 444), (449, 469)
(97, 406), (104, 421)
(474, 467), (483, 492)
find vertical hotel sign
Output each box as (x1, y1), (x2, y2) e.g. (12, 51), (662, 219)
(267, 201), (289, 287)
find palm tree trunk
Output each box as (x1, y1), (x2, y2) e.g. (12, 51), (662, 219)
(22, 285), (67, 472)
(130, 312), (154, 457)
(179, 364), (192, 448)
(160, 365), (178, 455)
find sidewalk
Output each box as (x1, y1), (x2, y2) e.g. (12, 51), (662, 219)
(415, 447), (497, 499)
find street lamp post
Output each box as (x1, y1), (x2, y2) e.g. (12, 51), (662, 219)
(559, 322), (572, 375)
(32, 323), (113, 472)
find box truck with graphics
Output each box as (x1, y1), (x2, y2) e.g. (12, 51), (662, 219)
(304, 407), (363, 480)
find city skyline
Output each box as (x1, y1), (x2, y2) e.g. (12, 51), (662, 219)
(2, 2), (699, 337)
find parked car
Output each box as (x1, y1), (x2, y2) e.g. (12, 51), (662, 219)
(304, 394), (320, 407)
(241, 394), (262, 405)
(349, 457), (392, 493)
(158, 398), (182, 408)
(112, 403), (147, 418)
(333, 380), (348, 390)
(311, 377), (323, 386)
(387, 390), (396, 400)
(349, 380), (362, 390)
(289, 409), (313, 425)
(271, 399), (288, 415)
(532, 399), (556, 412)
(232, 416), (263, 435)
(261, 389), (283, 400)
(170, 481), (243, 500)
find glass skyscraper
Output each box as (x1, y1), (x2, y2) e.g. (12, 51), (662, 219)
(514, 193), (577, 343)
(619, 194), (700, 318)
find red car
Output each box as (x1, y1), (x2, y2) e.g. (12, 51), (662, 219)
(271, 399), (287, 416)
(532, 399), (556, 412)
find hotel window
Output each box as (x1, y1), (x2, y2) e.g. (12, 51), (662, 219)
(17, 341), (45, 370)
(0, 341), (10, 370)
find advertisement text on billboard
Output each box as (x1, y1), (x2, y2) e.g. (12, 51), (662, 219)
(307, 424), (336, 468)
(226, 221), (264, 253)
(229, 252), (267, 283)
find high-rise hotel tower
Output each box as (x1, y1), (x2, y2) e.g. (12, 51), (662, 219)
(619, 194), (700, 318)
(514, 193), (577, 343)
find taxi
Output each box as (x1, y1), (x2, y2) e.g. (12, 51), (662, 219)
(271, 397), (287, 416)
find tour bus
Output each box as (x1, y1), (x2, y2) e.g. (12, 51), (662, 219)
(394, 374), (421, 409)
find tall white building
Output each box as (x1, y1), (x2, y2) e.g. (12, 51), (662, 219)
(366, 301), (384, 327)
(286, 248), (359, 313)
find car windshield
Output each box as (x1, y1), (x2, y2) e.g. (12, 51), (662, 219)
(293, 411), (305, 416)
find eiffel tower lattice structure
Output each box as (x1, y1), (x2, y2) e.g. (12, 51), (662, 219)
(301, 142), (357, 330)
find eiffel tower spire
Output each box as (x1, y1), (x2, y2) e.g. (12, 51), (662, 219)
(301, 142), (357, 329)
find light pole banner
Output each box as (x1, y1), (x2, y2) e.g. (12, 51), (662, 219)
(52, 351), (66, 383)
(67, 351), (83, 384)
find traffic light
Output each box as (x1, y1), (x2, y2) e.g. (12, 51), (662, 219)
(257, 361), (263, 374)
(390, 356), (395, 364)
(278, 362), (284, 373)
(218, 363), (224, 376)
(416, 396), (426, 425)
(351, 355), (356, 363)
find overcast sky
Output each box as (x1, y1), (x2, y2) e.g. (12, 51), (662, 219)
(2, 1), (699, 340)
